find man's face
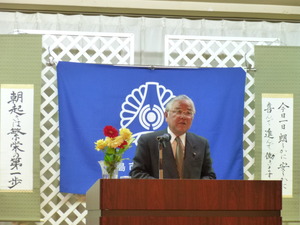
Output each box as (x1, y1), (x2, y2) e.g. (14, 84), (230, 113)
(165, 99), (194, 136)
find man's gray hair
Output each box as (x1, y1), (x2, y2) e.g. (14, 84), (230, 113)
(165, 95), (196, 114)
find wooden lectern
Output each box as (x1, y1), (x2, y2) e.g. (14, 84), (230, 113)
(86, 179), (282, 225)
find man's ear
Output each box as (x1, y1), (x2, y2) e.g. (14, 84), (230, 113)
(164, 111), (168, 120)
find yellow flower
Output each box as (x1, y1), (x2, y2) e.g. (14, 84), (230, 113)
(108, 136), (124, 148)
(105, 137), (112, 147)
(95, 139), (106, 150)
(120, 128), (132, 140)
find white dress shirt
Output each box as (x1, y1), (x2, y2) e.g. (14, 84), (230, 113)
(167, 127), (186, 158)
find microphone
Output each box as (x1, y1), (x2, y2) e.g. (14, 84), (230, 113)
(157, 133), (171, 179)
(156, 133), (171, 142)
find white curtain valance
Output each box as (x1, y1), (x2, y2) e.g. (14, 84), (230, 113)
(1, 11), (300, 65)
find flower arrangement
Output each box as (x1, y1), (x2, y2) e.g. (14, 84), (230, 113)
(94, 125), (134, 178)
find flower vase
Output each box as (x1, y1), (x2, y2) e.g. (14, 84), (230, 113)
(99, 160), (119, 179)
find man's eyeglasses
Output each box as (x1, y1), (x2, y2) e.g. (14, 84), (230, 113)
(170, 109), (194, 118)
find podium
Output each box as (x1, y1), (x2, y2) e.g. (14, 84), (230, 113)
(86, 179), (282, 225)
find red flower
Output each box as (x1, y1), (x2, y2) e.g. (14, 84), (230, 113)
(118, 140), (128, 149)
(103, 125), (119, 138)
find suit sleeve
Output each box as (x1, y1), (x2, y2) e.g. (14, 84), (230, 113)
(129, 134), (157, 179)
(201, 138), (217, 180)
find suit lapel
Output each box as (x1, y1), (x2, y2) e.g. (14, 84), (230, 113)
(183, 133), (200, 178)
(163, 141), (179, 178)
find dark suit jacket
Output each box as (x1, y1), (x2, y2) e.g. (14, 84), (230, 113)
(129, 129), (216, 179)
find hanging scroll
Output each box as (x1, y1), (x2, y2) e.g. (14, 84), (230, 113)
(0, 84), (34, 191)
(261, 93), (293, 197)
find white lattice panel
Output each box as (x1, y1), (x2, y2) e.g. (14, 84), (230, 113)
(12, 29), (281, 225)
(165, 35), (280, 180)
(16, 30), (134, 225)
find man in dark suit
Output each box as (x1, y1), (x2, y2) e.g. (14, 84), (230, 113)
(129, 95), (216, 179)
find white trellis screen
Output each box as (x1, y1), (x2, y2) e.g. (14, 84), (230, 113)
(15, 30), (134, 225)
(165, 35), (280, 180)
(12, 30), (280, 225)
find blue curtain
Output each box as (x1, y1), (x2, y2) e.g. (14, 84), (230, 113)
(57, 62), (246, 194)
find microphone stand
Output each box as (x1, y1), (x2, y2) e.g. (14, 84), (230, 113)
(158, 140), (167, 179)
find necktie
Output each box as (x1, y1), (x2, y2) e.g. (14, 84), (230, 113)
(175, 136), (184, 179)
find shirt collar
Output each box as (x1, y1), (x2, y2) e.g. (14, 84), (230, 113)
(167, 127), (186, 146)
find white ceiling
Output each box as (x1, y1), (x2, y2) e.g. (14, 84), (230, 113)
(165, 0), (300, 6)
(1, 0), (300, 21)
